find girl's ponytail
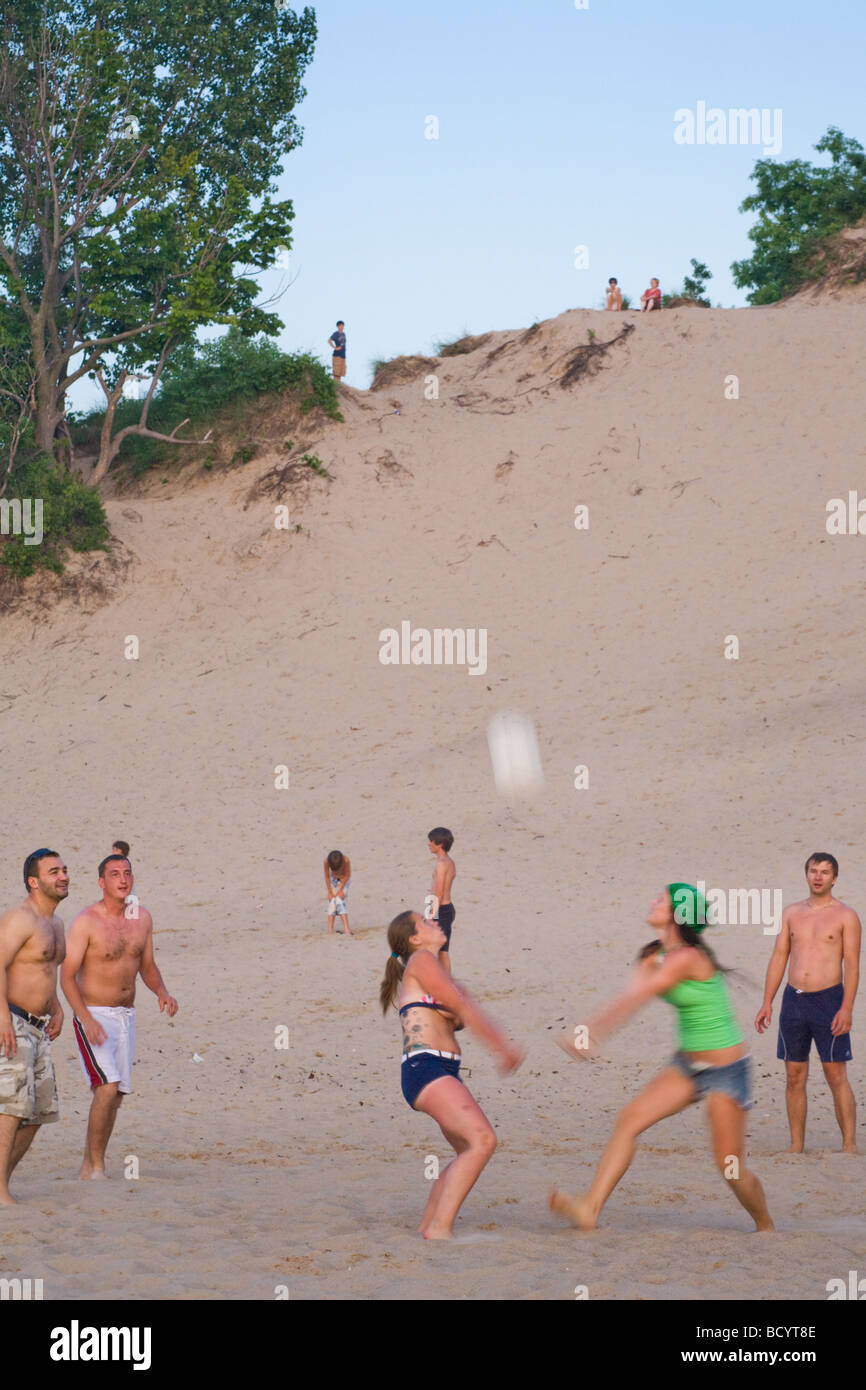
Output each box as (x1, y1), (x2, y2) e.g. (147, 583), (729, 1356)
(379, 910), (416, 1014)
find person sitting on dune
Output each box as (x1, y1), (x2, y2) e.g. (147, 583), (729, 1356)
(641, 278), (662, 311)
(605, 277), (623, 311)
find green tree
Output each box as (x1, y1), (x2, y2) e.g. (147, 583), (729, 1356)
(661, 259), (712, 308)
(0, 1), (316, 485)
(682, 260), (712, 302)
(0, 296), (35, 495)
(731, 127), (866, 304)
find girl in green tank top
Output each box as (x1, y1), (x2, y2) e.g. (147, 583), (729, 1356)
(659, 955), (743, 1051)
(549, 883), (774, 1234)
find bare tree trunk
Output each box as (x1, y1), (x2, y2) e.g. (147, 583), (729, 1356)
(88, 356), (214, 487)
(89, 370), (127, 485)
(31, 283), (64, 457)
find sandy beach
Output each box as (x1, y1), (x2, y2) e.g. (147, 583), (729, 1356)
(1, 303), (865, 1299)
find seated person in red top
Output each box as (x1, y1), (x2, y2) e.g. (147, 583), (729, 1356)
(641, 278), (662, 311)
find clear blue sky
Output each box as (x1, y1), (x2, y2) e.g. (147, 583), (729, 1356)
(77, 0), (866, 403)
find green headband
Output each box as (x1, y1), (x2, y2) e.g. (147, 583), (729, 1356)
(668, 883), (709, 932)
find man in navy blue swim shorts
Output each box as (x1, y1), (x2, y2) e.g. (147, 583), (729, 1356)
(755, 853), (861, 1153)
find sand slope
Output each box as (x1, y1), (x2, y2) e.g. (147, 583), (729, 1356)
(1, 303), (864, 1299)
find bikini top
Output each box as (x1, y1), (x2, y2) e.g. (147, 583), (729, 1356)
(399, 994), (464, 1030)
(399, 993), (447, 1016)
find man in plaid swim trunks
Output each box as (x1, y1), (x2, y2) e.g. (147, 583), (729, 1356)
(0, 849), (68, 1205)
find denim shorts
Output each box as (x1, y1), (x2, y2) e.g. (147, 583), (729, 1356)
(671, 1051), (753, 1109)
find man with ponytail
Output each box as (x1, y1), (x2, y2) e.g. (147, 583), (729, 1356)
(381, 910), (523, 1240)
(549, 883), (774, 1233)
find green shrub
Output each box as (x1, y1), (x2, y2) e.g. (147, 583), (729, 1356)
(682, 260), (712, 301)
(0, 454), (110, 577)
(662, 259), (713, 308)
(70, 329), (343, 477)
(433, 332), (491, 357)
(432, 333), (466, 357)
(301, 453), (331, 478)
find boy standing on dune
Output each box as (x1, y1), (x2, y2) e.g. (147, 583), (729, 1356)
(328, 321), (347, 381)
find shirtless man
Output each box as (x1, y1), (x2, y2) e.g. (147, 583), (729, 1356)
(0, 849), (68, 1205)
(605, 277), (623, 311)
(60, 854), (178, 1179)
(755, 852), (860, 1153)
(425, 828), (456, 976)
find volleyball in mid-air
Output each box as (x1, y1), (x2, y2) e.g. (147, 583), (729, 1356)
(486, 710), (544, 798)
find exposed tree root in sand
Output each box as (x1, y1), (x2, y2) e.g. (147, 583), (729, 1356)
(244, 448), (327, 508)
(559, 321), (635, 390)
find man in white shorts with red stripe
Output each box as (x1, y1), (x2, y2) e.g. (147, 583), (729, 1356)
(60, 853), (178, 1179)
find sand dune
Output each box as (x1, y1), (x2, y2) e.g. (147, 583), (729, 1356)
(1, 302), (864, 1299)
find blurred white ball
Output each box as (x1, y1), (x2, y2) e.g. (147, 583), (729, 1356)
(486, 711), (544, 798)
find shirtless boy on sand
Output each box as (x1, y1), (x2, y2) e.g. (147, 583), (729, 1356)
(324, 850), (352, 936)
(61, 854), (178, 1178)
(0, 849), (68, 1205)
(425, 828), (456, 975)
(755, 852), (860, 1153)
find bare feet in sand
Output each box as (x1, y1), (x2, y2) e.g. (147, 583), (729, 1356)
(423, 1228), (453, 1241)
(78, 1162), (107, 1180)
(548, 1187), (597, 1230)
